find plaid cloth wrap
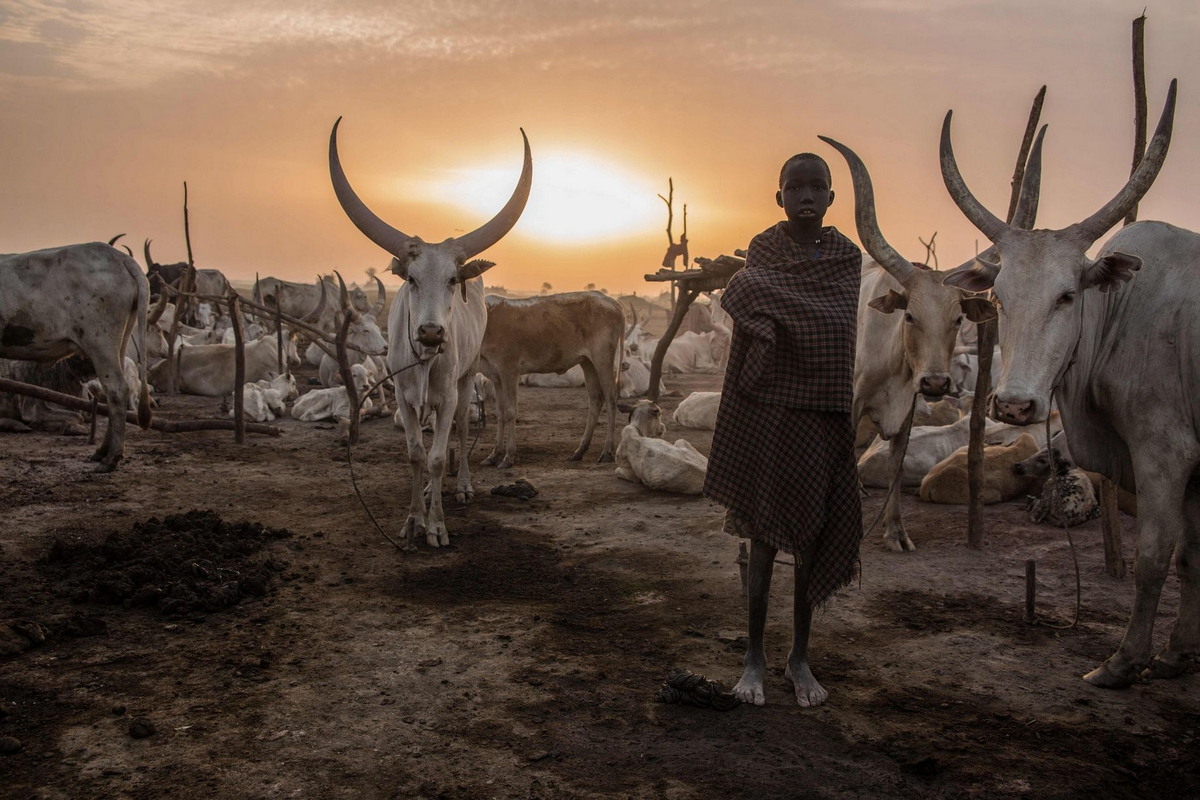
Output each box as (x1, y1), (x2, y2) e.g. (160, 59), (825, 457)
(703, 224), (864, 606)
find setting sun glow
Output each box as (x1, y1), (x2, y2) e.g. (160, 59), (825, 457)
(441, 151), (662, 245)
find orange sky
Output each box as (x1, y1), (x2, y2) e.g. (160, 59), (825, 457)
(2, 1), (1198, 296)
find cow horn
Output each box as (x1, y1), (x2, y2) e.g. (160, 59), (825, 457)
(940, 111), (1009, 242)
(819, 135), (916, 285)
(1068, 78), (1177, 244)
(146, 283), (170, 325)
(1009, 123), (1046, 231)
(329, 117), (416, 256)
(144, 238), (156, 268)
(334, 270), (354, 315)
(370, 273), (387, 318)
(302, 275), (328, 323)
(108, 233), (126, 247)
(451, 129), (533, 260)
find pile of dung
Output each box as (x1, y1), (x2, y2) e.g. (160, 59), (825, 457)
(42, 510), (291, 618)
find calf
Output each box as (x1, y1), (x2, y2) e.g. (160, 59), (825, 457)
(291, 363), (375, 423)
(672, 391), (721, 431)
(615, 400), (707, 495)
(918, 433), (1040, 504)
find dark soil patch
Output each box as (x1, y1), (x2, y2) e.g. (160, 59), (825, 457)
(40, 509), (292, 618)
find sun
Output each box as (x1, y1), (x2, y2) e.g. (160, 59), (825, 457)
(441, 150), (663, 244)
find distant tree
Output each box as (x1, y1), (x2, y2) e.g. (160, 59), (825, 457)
(600, 288), (609, 295)
(365, 266), (377, 278)
(541, 282), (553, 295)
(586, 282), (596, 291)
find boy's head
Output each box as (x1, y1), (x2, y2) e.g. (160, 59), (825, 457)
(776, 153), (834, 225)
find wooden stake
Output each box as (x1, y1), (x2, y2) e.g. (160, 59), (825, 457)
(229, 291), (246, 445)
(647, 286), (700, 402)
(1025, 560), (1037, 623)
(1100, 477), (1127, 579)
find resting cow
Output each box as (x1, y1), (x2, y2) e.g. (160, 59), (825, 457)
(615, 400), (707, 495)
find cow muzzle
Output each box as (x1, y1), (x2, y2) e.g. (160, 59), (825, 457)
(992, 395), (1037, 426)
(919, 375), (951, 399)
(416, 324), (445, 347)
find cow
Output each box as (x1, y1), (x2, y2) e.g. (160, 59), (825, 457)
(937, 80), (1196, 688)
(819, 132), (1040, 551)
(479, 291), (623, 469)
(232, 382), (287, 423)
(918, 432), (1041, 505)
(143, 239), (231, 323)
(314, 275), (390, 387)
(857, 411), (1061, 489)
(614, 400), (707, 495)
(255, 273), (384, 332)
(148, 334), (298, 396)
(329, 118), (532, 547)
(0, 358), (89, 434)
(641, 330), (727, 374)
(0, 242), (152, 470)
(291, 362), (375, 423)
(672, 390), (721, 430)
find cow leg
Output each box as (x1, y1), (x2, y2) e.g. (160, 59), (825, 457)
(424, 397), (458, 548)
(591, 356), (618, 463)
(882, 429), (915, 552)
(481, 372), (504, 466)
(395, 403), (429, 546)
(1146, 481), (1200, 680)
(90, 350), (130, 472)
(452, 373), (475, 504)
(1084, 443), (1195, 688)
(733, 539), (775, 706)
(570, 361), (601, 462)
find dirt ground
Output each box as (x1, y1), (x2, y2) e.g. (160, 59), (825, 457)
(2, 368), (1199, 800)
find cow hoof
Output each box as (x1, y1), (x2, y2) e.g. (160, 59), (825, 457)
(481, 453), (499, 467)
(884, 535), (915, 553)
(596, 452), (614, 464)
(92, 461), (118, 474)
(455, 488), (474, 504)
(425, 532), (441, 548)
(437, 531), (449, 547)
(1082, 661), (1137, 689)
(497, 458), (513, 470)
(567, 452), (584, 462)
(1142, 655), (1189, 681)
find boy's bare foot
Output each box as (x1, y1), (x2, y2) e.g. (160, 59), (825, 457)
(733, 663), (767, 706)
(785, 661), (828, 707)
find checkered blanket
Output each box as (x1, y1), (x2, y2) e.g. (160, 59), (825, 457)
(703, 224), (863, 605)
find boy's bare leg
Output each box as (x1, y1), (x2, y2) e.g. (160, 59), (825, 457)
(785, 542), (828, 707)
(733, 539), (776, 706)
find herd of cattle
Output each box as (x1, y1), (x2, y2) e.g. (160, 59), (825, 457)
(2, 82), (1198, 689)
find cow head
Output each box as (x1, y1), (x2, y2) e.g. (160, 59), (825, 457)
(941, 80), (1176, 425)
(329, 118), (531, 355)
(334, 272), (388, 357)
(819, 133), (1040, 400)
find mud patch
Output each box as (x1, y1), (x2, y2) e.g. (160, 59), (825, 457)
(40, 509), (291, 618)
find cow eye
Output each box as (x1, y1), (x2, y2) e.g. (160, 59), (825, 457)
(448, 276), (457, 286)
(904, 312), (914, 324)
(1055, 291), (1074, 307)
(408, 277), (419, 289)
(954, 315), (963, 327)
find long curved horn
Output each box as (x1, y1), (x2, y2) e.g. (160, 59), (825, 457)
(369, 273), (387, 317)
(819, 135), (915, 285)
(108, 233), (126, 247)
(146, 283), (170, 325)
(144, 238), (156, 269)
(334, 270), (354, 316)
(1068, 78), (1177, 243)
(451, 129), (533, 260)
(940, 111), (1009, 242)
(302, 275), (328, 323)
(329, 117), (415, 256)
(1009, 124), (1046, 230)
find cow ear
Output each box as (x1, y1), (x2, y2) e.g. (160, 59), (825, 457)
(458, 259), (496, 281)
(1082, 251), (1141, 292)
(867, 289), (907, 314)
(943, 256), (1000, 292)
(388, 257), (408, 280)
(960, 296), (998, 323)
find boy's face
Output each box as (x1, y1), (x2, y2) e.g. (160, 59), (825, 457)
(776, 160), (834, 224)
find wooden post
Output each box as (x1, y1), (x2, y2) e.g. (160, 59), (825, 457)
(1025, 560), (1037, 623)
(276, 284), (286, 376)
(88, 396), (98, 445)
(647, 287), (700, 402)
(229, 291), (246, 445)
(1126, 13), (1148, 226)
(1100, 477), (1127, 579)
(164, 182), (198, 396)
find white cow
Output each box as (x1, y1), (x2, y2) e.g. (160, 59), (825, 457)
(939, 81), (1199, 688)
(330, 118), (532, 547)
(291, 362), (375, 422)
(479, 291), (623, 468)
(615, 400), (707, 495)
(820, 132), (1040, 551)
(148, 334), (298, 396)
(1, 242), (152, 470)
(672, 391), (721, 430)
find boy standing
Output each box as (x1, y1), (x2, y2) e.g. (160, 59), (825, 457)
(703, 153), (863, 707)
